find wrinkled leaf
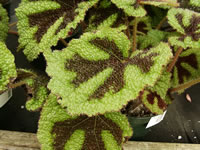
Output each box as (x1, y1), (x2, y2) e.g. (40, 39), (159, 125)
(16, 0), (99, 61)
(168, 8), (200, 48)
(0, 4), (9, 42)
(37, 94), (132, 150)
(45, 28), (172, 116)
(0, 42), (17, 93)
(190, 0), (200, 7)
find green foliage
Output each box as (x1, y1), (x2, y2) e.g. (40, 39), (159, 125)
(190, 0), (200, 7)
(142, 71), (172, 114)
(167, 8), (200, 49)
(45, 27), (172, 116)
(0, 4), (8, 42)
(171, 47), (200, 88)
(37, 94), (132, 150)
(0, 42), (17, 92)
(16, 0), (99, 61)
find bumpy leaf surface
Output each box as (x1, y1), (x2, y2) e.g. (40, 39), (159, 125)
(45, 28), (172, 116)
(172, 47), (200, 88)
(16, 0), (99, 61)
(12, 69), (48, 111)
(110, 0), (178, 17)
(168, 8), (200, 48)
(190, 0), (200, 7)
(37, 94), (132, 150)
(0, 42), (16, 93)
(0, 4), (8, 42)
(142, 71), (172, 114)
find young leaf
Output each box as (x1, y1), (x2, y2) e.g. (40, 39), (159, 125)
(37, 94), (132, 150)
(168, 8), (200, 49)
(0, 4), (9, 42)
(16, 0), (99, 61)
(171, 47), (200, 88)
(45, 28), (173, 116)
(142, 71), (172, 114)
(0, 42), (17, 93)
(12, 69), (49, 111)
(110, 0), (178, 17)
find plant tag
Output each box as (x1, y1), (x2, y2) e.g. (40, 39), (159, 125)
(0, 89), (12, 108)
(146, 111), (167, 129)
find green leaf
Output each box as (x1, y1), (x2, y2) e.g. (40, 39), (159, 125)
(45, 28), (172, 116)
(0, 42), (17, 93)
(190, 0), (200, 7)
(168, 8), (200, 49)
(0, 4), (9, 42)
(16, 0), (99, 61)
(37, 94), (132, 150)
(171, 47), (200, 88)
(142, 71), (172, 114)
(12, 69), (49, 111)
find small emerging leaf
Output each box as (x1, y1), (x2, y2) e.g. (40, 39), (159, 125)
(0, 4), (9, 42)
(37, 94), (132, 150)
(0, 42), (17, 93)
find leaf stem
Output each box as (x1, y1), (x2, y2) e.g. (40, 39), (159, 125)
(8, 30), (18, 36)
(156, 16), (167, 30)
(132, 17), (138, 52)
(9, 22), (17, 27)
(167, 47), (183, 72)
(9, 81), (25, 89)
(170, 77), (200, 93)
(60, 38), (68, 47)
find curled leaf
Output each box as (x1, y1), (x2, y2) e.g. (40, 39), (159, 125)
(37, 94), (132, 150)
(0, 42), (17, 93)
(16, 0), (99, 61)
(0, 4), (9, 42)
(45, 28), (172, 116)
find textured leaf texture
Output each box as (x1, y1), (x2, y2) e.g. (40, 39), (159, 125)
(37, 94), (132, 150)
(172, 47), (200, 88)
(0, 4), (9, 42)
(168, 8), (200, 49)
(45, 28), (172, 116)
(0, 42), (17, 93)
(190, 0), (200, 7)
(142, 71), (172, 114)
(86, 0), (126, 31)
(13, 69), (49, 111)
(110, 0), (178, 17)
(16, 0), (99, 61)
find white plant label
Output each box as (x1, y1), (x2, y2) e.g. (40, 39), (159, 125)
(0, 89), (12, 108)
(146, 111), (167, 129)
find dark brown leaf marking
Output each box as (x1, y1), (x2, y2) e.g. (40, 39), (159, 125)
(29, 0), (87, 42)
(176, 13), (200, 41)
(174, 52), (198, 84)
(52, 115), (123, 150)
(66, 38), (158, 99)
(146, 91), (167, 110)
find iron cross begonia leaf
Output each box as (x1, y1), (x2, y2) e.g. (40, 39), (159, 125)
(0, 4), (8, 42)
(37, 94), (132, 150)
(110, 0), (178, 17)
(16, 0), (99, 61)
(86, 0), (126, 31)
(142, 71), (172, 114)
(168, 8), (200, 49)
(172, 47), (200, 88)
(45, 28), (172, 116)
(0, 42), (17, 93)
(12, 69), (49, 111)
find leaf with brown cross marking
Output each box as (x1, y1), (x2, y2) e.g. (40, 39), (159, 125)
(171, 47), (200, 89)
(11, 69), (49, 111)
(0, 42), (16, 93)
(16, 0), (99, 61)
(168, 8), (200, 49)
(37, 94), (132, 150)
(86, 0), (126, 31)
(0, 4), (8, 42)
(45, 28), (173, 116)
(142, 71), (172, 114)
